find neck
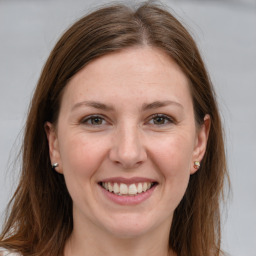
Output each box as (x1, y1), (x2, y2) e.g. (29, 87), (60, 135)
(64, 215), (176, 256)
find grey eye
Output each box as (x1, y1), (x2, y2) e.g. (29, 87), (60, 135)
(82, 116), (106, 125)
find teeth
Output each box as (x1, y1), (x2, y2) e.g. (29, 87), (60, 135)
(108, 182), (113, 192)
(137, 183), (142, 193)
(113, 183), (119, 194)
(120, 183), (128, 195)
(101, 182), (154, 196)
(103, 182), (108, 190)
(143, 182), (148, 192)
(128, 184), (137, 195)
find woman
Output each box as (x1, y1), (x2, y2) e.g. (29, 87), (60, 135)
(0, 2), (229, 256)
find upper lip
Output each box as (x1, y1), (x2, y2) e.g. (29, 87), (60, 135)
(99, 177), (158, 185)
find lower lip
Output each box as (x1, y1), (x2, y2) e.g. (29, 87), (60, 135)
(99, 185), (157, 205)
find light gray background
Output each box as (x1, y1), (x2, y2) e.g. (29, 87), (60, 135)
(0, 0), (255, 255)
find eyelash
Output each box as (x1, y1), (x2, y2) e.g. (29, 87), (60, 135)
(81, 115), (107, 126)
(148, 114), (174, 126)
(80, 114), (174, 127)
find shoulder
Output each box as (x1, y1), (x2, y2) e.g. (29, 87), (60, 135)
(0, 248), (21, 256)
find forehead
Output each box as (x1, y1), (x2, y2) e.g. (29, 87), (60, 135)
(61, 46), (192, 110)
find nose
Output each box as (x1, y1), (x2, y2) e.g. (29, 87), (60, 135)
(109, 125), (147, 169)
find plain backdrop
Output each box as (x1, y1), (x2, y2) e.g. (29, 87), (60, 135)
(0, 0), (256, 255)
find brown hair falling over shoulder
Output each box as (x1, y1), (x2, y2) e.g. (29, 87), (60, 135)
(0, 2), (229, 256)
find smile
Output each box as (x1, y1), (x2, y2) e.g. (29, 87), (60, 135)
(98, 177), (158, 205)
(100, 182), (156, 196)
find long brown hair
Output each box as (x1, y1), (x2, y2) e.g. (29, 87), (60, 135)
(0, 2), (229, 256)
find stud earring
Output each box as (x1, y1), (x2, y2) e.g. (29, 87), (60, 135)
(194, 161), (200, 169)
(51, 163), (59, 170)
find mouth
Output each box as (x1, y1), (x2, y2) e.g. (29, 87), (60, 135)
(98, 181), (158, 196)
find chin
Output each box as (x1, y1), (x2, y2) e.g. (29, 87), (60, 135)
(101, 213), (158, 239)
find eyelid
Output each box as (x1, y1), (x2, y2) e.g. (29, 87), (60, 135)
(147, 113), (175, 125)
(79, 113), (175, 127)
(80, 114), (108, 125)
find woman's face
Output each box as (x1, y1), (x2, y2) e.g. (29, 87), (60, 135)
(46, 47), (209, 238)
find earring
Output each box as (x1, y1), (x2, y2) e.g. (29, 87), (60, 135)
(194, 161), (200, 169)
(51, 163), (59, 170)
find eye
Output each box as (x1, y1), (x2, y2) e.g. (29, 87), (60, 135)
(148, 114), (174, 126)
(81, 115), (106, 126)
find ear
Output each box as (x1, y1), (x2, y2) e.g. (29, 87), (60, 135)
(44, 122), (63, 174)
(190, 114), (211, 174)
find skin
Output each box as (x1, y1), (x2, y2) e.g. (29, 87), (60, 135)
(45, 46), (210, 256)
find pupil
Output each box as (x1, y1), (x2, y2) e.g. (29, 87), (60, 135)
(92, 117), (102, 125)
(154, 117), (164, 124)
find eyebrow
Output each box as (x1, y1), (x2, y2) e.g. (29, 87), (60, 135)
(142, 100), (183, 111)
(71, 100), (183, 112)
(71, 101), (114, 112)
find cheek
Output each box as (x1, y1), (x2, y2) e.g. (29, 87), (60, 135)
(58, 132), (108, 182)
(57, 133), (109, 208)
(152, 132), (194, 173)
(149, 132), (194, 201)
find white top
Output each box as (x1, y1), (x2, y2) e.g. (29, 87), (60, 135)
(0, 248), (21, 256)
